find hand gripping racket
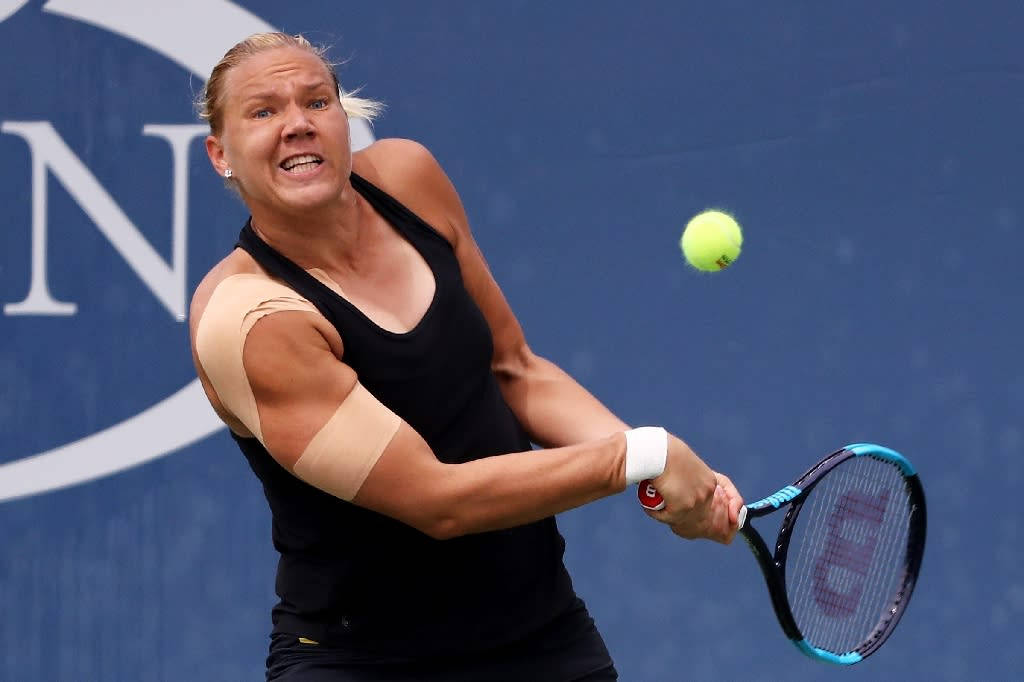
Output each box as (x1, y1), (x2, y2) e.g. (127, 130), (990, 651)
(638, 443), (926, 665)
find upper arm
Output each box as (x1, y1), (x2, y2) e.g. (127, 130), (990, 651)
(240, 311), (357, 466)
(241, 311), (475, 537)
(193, 275), (334, 445)
(191, 272), (359, 468)
(198, 284), (455, 528)
(192, 272), (460, 532)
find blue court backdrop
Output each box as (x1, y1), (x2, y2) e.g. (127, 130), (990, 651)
(1, 1), (1021, 680)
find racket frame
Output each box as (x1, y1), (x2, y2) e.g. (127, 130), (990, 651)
(738, 443), (927, 665)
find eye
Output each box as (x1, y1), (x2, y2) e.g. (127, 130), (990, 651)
(253, 108), (272, 120)
(309, 98), (329, 110)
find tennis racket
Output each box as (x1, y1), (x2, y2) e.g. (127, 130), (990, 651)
(638, 442), (926, 665)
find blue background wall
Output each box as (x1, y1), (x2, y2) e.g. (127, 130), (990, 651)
(1, 1), (1021, 679)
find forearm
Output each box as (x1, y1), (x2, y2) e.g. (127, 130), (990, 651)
(436, 434), (628, 536)
(356, 424), (628, 538)
(495, 352), (629, 447)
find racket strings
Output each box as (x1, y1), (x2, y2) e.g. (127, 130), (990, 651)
(786, 456), (911, 654)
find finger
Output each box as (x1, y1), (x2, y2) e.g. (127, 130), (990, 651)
(713, 473), (744, 526)
(714, 471), (739, 496)
(715, 472), (743, 505)
(730, 498), (745, 528)
(643, 507), (673, 525)
(717, 494), (738, 543)
(709, 527), (732, 545)
(710, 486), (729, 526)
(699, 491), (725, 543)
(717, 520), (737, 544)
(720, 507), (739, 543)
(715, 484), (738, 526)
(723, 492), (740, 526)
(670, 523), (700, 540)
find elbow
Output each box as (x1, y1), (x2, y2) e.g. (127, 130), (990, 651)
(371, 507), (466, 542)
(412, 487), (473, 540)
(419, 511), (469, 541)
(491, 342), (537, 388)
(397, 465), (482, 540)
(425, 516), (462, 541)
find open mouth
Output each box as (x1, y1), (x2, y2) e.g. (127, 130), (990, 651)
(280, 154), (324, 174)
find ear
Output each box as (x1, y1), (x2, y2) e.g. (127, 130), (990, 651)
(205, 135), (229, 176)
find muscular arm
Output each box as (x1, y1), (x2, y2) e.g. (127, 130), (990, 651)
(365, 140), (742, 542)
(492, 343), (629, 447)
(371, 139), (628, 447)
(243, 311), (629, 540)
(456, 226), (629, 447)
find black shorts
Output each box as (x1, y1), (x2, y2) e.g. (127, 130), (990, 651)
(266, 600), (617, 681)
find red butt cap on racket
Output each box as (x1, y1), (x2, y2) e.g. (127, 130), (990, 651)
(637, 480), (748, 528)
(637, 479), (665, 510)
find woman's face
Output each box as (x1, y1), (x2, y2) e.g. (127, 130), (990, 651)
(207, 46), (352, 218)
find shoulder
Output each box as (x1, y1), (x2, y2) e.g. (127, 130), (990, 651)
(189, 250), (320, 348)
(189, 249), (260, 337)
(357, 137), (440, 179)
(192, 272), (312, 353)
(353, 138), (466, 244)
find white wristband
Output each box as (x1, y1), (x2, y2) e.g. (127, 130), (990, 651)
(623, 427), (668, 484)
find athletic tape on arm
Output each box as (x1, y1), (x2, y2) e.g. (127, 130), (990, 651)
(194, 273), (401, 500)
(195, 274), (322, 441)
(292, 383), (401, 501)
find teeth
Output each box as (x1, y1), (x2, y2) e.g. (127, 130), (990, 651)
(281, 154), (322, 171)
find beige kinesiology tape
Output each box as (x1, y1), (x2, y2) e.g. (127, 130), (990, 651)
(292, 382), (402, 501)
(195, 273), (401, 501)
(196, 274), (322, 440)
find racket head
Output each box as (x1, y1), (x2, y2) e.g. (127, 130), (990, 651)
(739, 443), (926, 665)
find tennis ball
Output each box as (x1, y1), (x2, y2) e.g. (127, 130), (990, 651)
(680, 210), (743, 271)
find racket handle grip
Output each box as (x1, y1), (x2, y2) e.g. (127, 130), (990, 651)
(637, 479), (665, 510)
(638, 480), (751, 530)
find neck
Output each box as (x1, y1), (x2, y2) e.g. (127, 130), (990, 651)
(247, 179), (364, 271)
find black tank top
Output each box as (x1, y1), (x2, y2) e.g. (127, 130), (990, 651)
(233, 172), (576, 659)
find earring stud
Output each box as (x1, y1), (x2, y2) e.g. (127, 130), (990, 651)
(224, 168), (233, 178)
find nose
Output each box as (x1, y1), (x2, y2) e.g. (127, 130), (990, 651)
(282, 103), (315, 140)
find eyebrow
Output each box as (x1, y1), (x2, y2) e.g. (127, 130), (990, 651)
(239, 81), (333, 108)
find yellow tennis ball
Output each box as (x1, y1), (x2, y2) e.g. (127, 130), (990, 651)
(680, 210), (743, 271)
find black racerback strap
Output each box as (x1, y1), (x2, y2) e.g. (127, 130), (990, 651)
(235, 218), (340, 329)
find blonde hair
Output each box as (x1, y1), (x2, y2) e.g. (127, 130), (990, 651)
(197, 32), (383, 135)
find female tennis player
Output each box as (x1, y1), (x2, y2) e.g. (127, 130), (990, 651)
(188, 32), (743, 681)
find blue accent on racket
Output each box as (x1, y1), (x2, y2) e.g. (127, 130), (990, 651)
(748, 485), (802, 510)
(794, 639), (863, 665)
(845, 442), (917, 475)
